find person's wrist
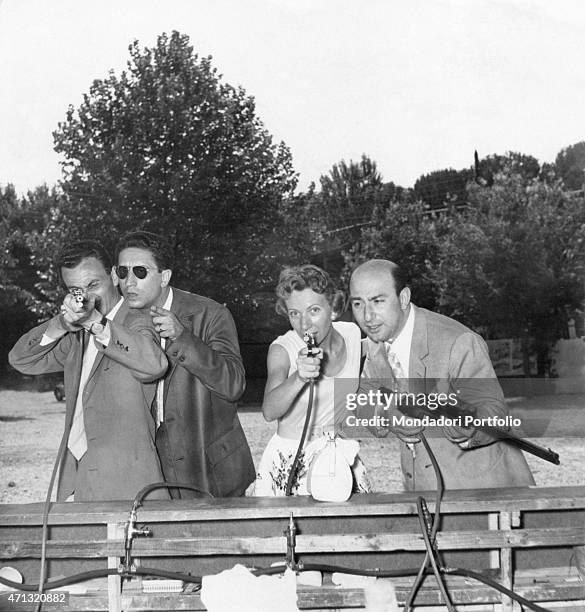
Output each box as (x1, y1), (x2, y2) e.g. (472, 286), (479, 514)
(57, 313), (70, 330)
(88, 313), (108, 334)
(296, 371), (309, 384)
(81, 312), (98, 331)
(48, 314), (71, 336)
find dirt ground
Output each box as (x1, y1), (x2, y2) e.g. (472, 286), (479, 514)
(0, 390), (584, 504)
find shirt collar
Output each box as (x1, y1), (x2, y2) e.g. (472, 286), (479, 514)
(106, 297), (124, 320)
(162, 287), (174, 311)
(388, 304), (414, 353)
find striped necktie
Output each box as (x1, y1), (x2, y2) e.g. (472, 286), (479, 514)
(386, 345), (407, 391)
(68, 331), (93, 460)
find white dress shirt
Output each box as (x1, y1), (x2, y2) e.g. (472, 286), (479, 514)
(155, 288), (174, 427)
(385, 304), (416, 378)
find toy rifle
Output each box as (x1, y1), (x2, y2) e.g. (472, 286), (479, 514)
(379, 386), (560, 465)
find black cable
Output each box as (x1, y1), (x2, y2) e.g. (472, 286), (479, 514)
(34, 425), (68, 612)
(252, 563), (423, 578)
(416, 497), (454, 611)
(404, 432), (446, 611)
(401, 433), (552, 612)
(285, 331), (317, 496)
(0, 567), (203, 592)
(132, 481), (213, 508)
(35, 330), (84, 612)
(285, 379), (314, 496)
(444, 568), (552, 612)
(0, 563), (554, 610)
(122, 482), (214, 573)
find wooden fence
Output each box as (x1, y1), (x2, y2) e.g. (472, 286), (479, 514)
(1, 486), (584, 611)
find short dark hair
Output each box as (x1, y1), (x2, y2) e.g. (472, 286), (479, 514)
(56, 240), (112, 282)
(115, 231), (173, 269)
(275, 264), (345, 316)
(389, 263), (408, 295)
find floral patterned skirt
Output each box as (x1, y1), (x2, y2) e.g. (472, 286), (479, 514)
(249, 432), (372, 497)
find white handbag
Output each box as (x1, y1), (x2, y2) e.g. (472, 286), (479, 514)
(306, 436), (359, 502)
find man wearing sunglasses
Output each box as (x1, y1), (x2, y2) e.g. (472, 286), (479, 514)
(114, 231), (254, 498)
(9, 240), (169, 501)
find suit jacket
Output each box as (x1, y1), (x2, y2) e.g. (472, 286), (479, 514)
(9, 301), (169, 502)
(154, 288), (255, 498)
(364, 305), (535, 491)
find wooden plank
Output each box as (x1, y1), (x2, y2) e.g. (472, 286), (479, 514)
(488, 512), (500, 569)
(93, 580), (585, 610)
(10, 594), (110, 612)
(3, 527), (584, 559)
(0, 574), (581, 611)
(107, 522), (123, 612)
(499, 511), (513, 612)
(2, 486), (585, 526)
(118, 588), (366, 611)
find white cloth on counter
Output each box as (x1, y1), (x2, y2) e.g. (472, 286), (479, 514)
(201, 564), (299, 612)
(332, 573), (399, 611)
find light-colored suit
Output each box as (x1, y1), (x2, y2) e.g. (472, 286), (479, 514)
(9, 301), (169, 501)
(364, 305), (535, 491)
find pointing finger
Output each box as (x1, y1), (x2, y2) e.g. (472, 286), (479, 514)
(150, 305), (171, 316)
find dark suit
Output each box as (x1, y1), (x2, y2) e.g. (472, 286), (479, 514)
(363, 305), (535, 491)
(9, 301), (169, 501)
(155, 288), (254, 497)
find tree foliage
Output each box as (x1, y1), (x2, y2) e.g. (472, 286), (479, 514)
(343, 197), (442, 310)
(342, 156), (585, 375)
(0, 185), (65, 374)
(53, 30), (297, 305)
(554, 141), (585, 190)
(413, 167), (473, 210)
(307, 156), (404, 248)
(476, 151), (540, 186)
(429, 170), (585, 373)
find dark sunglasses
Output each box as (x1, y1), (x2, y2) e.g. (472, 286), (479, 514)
(116, 265), (161, 280)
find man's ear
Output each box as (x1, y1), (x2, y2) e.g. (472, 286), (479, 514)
(161, 269), (172, 287)
(111, 267), (119, 287)
(399, 287), (411, 310)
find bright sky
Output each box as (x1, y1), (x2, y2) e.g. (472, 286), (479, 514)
(1, 0), (585, 194)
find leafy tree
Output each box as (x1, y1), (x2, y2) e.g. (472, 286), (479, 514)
(476, 152), (540, 186)
(0, 185), (63, 375)
(308, 156), (403, 248)
(343, 197), (442, 310)
(413, 167), (473, 210)
(430, 170), (585, 375)
(554, 141), (585, 190)
(0, 185), (28, 307)
(52, 30), (297, 310)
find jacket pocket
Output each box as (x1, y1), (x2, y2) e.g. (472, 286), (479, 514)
(205, 420), (254, 496)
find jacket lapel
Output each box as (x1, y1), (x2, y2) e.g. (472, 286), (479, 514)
(86, 299), (128, 384)
(161, 290), (193, 403)
(409, 305), (429, 380)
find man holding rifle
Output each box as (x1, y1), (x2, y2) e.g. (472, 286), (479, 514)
(9, 240), (169, 501)
(349, 259), (535, 491)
